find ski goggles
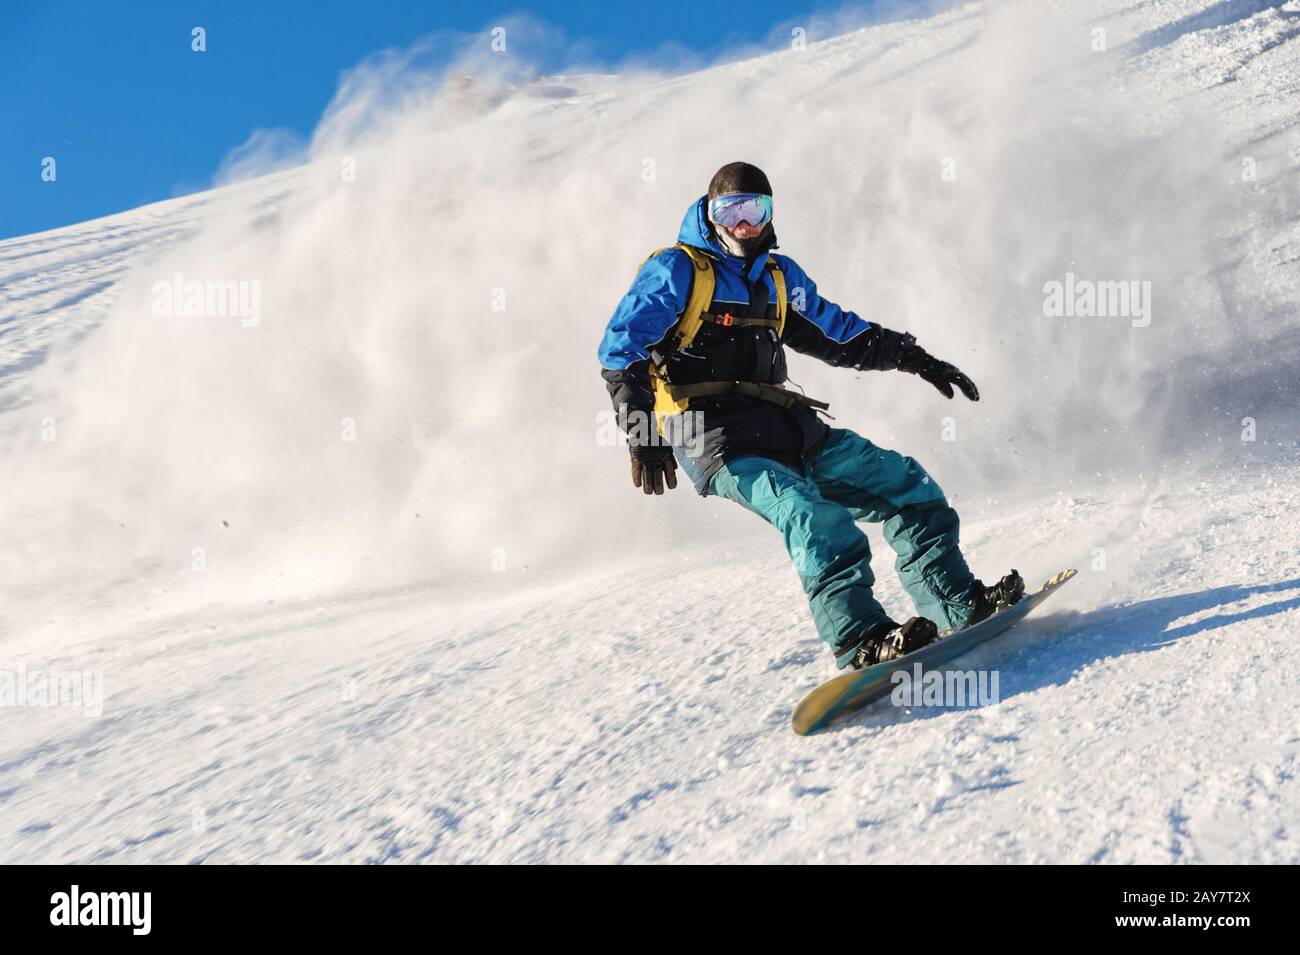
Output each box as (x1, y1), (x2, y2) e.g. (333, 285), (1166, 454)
(708, 192), (773, 230)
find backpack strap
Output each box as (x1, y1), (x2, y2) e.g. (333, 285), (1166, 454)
(662, 380), (830, 412)
(698, 311), (781, 329)
(658, 244), (716, 360)
(766, 255), (788, 337)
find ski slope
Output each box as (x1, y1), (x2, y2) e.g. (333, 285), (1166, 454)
(2, 0), (1299, 863)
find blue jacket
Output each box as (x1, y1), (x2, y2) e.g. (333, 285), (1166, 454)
(599, 196), (910, 493)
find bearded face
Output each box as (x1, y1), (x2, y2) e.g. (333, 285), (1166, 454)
(714, 218), (772, 258)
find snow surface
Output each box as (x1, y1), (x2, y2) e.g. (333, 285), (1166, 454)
(1, 0), (1298, 863)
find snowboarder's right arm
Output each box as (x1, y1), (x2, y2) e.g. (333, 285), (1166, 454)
(597, 249), (693, 493)
(597, 247), (692, 424)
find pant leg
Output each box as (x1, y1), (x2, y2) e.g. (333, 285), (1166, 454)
(807, 428), (979, 631)
(708, 455), (891, 665)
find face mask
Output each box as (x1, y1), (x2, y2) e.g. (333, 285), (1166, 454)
(715, 221), (773, 259)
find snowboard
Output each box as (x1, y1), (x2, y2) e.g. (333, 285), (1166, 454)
(791, 569), (1077, 735)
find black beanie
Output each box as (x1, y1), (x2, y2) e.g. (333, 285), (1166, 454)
(708, 162), (772, 199)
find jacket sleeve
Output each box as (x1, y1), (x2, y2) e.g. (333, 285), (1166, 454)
(597, 249), (693, 442)
(774, 254), (912, 371)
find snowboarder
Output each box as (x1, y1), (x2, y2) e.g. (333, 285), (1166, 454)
(598, 162), (1024, 669)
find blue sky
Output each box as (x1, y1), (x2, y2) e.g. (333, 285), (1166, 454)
(1, 0), (903, 240)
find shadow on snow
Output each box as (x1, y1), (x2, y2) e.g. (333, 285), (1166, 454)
(827, 575), (1300, 734)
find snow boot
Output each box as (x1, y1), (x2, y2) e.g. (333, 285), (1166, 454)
(847, 616), (940, 669)
(968, 569), (1026, 627)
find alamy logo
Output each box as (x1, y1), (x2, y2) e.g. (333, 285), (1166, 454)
(49, 885), (151, 935)
(1042, 272), (1152, 328)
(595, 407), (706, 456)
(151, 271), (261, 327)
(890, 663), (999, 707)
(0, 665), (103, 717)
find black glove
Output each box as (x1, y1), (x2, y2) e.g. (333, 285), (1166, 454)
(629, 444), (678, 495)
(896, 336), (980, 401)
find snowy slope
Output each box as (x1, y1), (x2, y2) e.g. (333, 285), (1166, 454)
(2, 0), (1299, 863)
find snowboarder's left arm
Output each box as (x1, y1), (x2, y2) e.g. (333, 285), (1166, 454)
(775, 256), (979, 401)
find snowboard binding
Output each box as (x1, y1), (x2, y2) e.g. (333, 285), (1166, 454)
(848, 616), (939, 669)
(969, 569), (1026, 627)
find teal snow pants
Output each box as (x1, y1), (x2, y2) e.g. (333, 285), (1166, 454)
(707, 428), (980, 667)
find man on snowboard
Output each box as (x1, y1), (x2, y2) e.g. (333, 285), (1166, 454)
(597, 162), (1024, 669)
